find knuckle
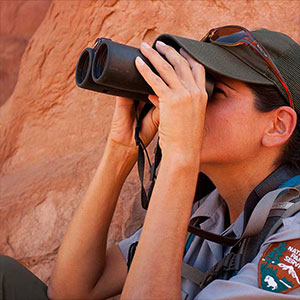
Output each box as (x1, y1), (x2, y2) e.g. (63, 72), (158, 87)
(172, 54), (182, 66)
(161, 61), (173, 73)
(199, 63), (205, 71)
(153, 75), (162, 85)
(181, 57), (190, 68)
(200, 88), (208, 101)
(192, 62), (204, 72)
(190, 87), (201, 98)
(197, 64), (206, 74)
(176, 55), (190, 69)
(178, 89), (191, 101)
(165, 48), (182, 66)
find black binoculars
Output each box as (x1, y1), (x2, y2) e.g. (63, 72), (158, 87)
(75, 37), (214, 102)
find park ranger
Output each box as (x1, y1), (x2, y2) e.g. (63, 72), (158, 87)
(48, 25), (300, 299)
(1, 26), (299, 299)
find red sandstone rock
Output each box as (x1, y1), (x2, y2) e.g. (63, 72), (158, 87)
(0, 0), (299, 285)
(0, 0), (51, 106)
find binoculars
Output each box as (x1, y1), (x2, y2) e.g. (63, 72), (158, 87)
(75, 37), (215, 102)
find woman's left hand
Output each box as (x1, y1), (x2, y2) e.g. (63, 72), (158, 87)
(135, 41), (208, 163)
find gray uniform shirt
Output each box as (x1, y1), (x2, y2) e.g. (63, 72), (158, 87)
(119, 189), (300, 299)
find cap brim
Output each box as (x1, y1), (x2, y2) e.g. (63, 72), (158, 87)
(153, 33), (273, 86)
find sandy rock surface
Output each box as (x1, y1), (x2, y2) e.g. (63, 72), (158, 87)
(0, 0), (51, 106)
(0, 0), (299, 284)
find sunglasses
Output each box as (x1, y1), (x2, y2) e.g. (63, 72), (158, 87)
(201, 25), (294, 108)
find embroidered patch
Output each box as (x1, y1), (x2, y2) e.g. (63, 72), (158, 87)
(258, 239), (300, 293)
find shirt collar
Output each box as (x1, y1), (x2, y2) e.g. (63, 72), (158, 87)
(190, 189), (224, 219)
(221, 211), (244, 238)
(190, 165), (298, 236)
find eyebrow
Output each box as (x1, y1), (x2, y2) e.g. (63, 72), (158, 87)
(216, 77), (237, 92)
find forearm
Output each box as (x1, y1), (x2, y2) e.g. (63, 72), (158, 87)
(120, 36), (207, 299)
(49, 141), (137, 297)
(121, 152), (200, 299)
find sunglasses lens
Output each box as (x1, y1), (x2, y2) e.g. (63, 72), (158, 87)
(206, 26), (294, 108)
(211, 27), (246, 45)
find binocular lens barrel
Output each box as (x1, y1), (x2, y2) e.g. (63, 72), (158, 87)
(75, 46), (149, 101)
(75, 38), (214, 102)
(92, 39), (155, 95)
(94, 44), (108, 80)
(76, 51), (90, 84)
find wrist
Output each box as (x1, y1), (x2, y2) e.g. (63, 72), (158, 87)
(161, 147), (200, 170)
(106, 138), (138, 159)
(159, 151), (200, 187)
(100, 140), (138, 181)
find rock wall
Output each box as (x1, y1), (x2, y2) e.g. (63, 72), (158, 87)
(0, 0), (51, 106)
(0, 0), (299, 285)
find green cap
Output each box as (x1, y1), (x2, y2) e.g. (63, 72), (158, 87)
(154, 28), (300, 114)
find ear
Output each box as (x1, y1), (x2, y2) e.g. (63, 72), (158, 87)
(262, 107), (297, 148)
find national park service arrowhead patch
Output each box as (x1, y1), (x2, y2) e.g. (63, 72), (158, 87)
(259, 239), (300, 293)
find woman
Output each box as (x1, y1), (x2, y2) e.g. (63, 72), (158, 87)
(48, 26), (300, 299)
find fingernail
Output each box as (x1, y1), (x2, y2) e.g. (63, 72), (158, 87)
(180, 48), (186, 54)
(136, 56), (145, 65)
(141, 42), (151, 49)
(156, 41), (166, 47)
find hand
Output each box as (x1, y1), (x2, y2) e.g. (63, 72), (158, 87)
(135, 41), (208, 161)
(108, 97), (159, 153)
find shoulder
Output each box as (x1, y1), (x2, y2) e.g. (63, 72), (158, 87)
(261, 210), (300, 248)
(195, 210), (300, 299)
(248, 210), (300, 296)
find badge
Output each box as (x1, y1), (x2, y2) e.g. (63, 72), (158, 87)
(258, 239), (300, 293)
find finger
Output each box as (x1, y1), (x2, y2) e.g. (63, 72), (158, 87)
(150, 106), (160, 129)
(115, 97), (135, 115)
(139, 106), (159, 146)
(179, 48), (206, 90)
(148, 94), (159, 107)
(114, 97), (136, 122)
(116, 96), (135, 106)
(115, 97), (146, 118)
(140, 42), (183, 89)
(135, 56), (170, 98)
(155, 41), (197, 90)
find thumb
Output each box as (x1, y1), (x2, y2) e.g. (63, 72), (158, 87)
(151, 106), (160, 129)
(140, 106), (160, 146)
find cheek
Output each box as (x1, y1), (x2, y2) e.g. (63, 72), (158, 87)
(202, 106), (263, 161)
(203, 105), (235, 143)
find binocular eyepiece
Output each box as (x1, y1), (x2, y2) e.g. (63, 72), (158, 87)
(75, 37), (214, 102)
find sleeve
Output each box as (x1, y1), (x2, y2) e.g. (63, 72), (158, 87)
(118, 227), (143, 264)
(194, 211), (300, 299)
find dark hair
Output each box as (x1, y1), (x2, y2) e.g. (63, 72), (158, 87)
(247, 83), (300, 171)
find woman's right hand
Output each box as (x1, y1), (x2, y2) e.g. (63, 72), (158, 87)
(107, 97), (159, 153)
